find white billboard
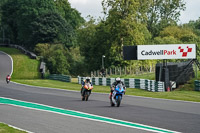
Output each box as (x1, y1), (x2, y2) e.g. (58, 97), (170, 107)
(137, 44), (196, 60)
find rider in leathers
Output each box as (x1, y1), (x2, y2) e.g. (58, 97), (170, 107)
(81, 77), (93, 97)
(110, 77), (126, 99)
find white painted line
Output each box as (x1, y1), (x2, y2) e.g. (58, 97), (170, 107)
(1, 122), (34, 133)
(0, 51), (13, 76)
(0, 97), (181, 133)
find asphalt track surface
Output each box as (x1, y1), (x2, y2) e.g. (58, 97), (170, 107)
(0, 51), (200, 133)
(0, 51), (12, 80)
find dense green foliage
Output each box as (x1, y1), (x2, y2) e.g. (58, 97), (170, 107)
(0, 0), (84, 48)
(30, 12), (73, 47)
(147, 0), (185, 37)
(0, 0), (84, 75)
(78, 19), (112, 71)
(35, 44), (70, 75)
(0, 0), (200, 77)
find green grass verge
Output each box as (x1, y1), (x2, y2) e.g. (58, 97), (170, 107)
(0, 47), (40, 79)
(0, 123), (27, 133)
(13, 79), (200, 102)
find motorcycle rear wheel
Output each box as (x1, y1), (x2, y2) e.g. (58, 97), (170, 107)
(82, 97), (85, 101)
(110, 99), (115, 107)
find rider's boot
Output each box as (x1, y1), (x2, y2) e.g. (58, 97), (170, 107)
(109, 92), (112, 99)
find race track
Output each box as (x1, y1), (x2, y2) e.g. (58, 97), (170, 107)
(0, 51), (12, 80)
(0, 51), (200, 133)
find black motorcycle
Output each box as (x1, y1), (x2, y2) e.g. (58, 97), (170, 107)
(6, 78), (10, 84)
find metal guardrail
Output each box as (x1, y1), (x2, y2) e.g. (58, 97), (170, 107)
(48, 74), (71, 82)
(195, 80), (200, 91)
(0, 44), (37, 59)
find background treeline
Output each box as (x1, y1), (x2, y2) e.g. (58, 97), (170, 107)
(0, 0), (200, 76)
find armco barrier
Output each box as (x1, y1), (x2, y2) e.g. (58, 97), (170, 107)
(0, 44), (37, 59)
(49, 74), (71, 82)
(195, 80), (200, 91)
(78, 77), (165, 92)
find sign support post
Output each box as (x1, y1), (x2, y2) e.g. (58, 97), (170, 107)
(163, 59), (170, 91)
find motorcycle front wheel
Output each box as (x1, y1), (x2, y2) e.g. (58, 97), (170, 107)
(85, 91), (90, 101)
(85, 95), (88, 101)
(116, 96), (121, 107)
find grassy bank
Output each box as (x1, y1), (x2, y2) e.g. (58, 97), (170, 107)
(13, 79), (200, 102)
(0, 47), (40, 79)
(0, 123), (26, 133)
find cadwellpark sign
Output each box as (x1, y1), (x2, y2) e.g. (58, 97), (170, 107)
(137, 44), (196, 60)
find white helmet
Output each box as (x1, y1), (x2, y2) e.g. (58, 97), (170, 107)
(116, 77), (121, 83)
(86, 77), (90, 82)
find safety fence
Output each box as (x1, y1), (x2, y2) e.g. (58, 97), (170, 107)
(194, 80), (200, 91)
(78, 77), (165, 92)
(48, 74), (71, 82)
(0, 44), (37, 59)
(91, 66), (155, 77)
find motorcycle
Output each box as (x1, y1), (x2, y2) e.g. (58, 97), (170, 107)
(110, 84), (125, 107)
(82, 83), (93, 101)
(6, 78), (10, 84)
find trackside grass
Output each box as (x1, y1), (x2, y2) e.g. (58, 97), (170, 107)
(0, 47), (40, 79)
(13, 79), (200, 102)
(0, 123), (27, 133)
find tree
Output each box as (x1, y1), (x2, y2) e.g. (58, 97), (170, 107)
(54, 0), (84, 29)
(184, 18), (200, 36)
(154, 25), (199, 44)
(102, 0), (151, 66)
(1, 0), (56, 46)
(47, 48), (70, 75)
(54, 0), (85, 47)
(30, 12), (73, 48)
(102, 0), (151, 45)
(147, 0), (185, 37)
(1, 0), (19, 43)
(78, 17), (120, 72)
(1, 0), (83, 49)
(35, 43), (70, 74)
(68, 47), (87, 76)
(78, 18), (100, 72)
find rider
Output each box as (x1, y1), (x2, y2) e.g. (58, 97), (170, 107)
(110, 77), (126, 99)
(81, 77), (93, 97)
(6, 74), (11, 81)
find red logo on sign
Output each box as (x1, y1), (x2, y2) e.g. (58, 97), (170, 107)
(178, 46), (192, 57)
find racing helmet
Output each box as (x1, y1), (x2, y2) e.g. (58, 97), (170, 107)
(86, 77), (90, 82)
(116, 77), (121, 84)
